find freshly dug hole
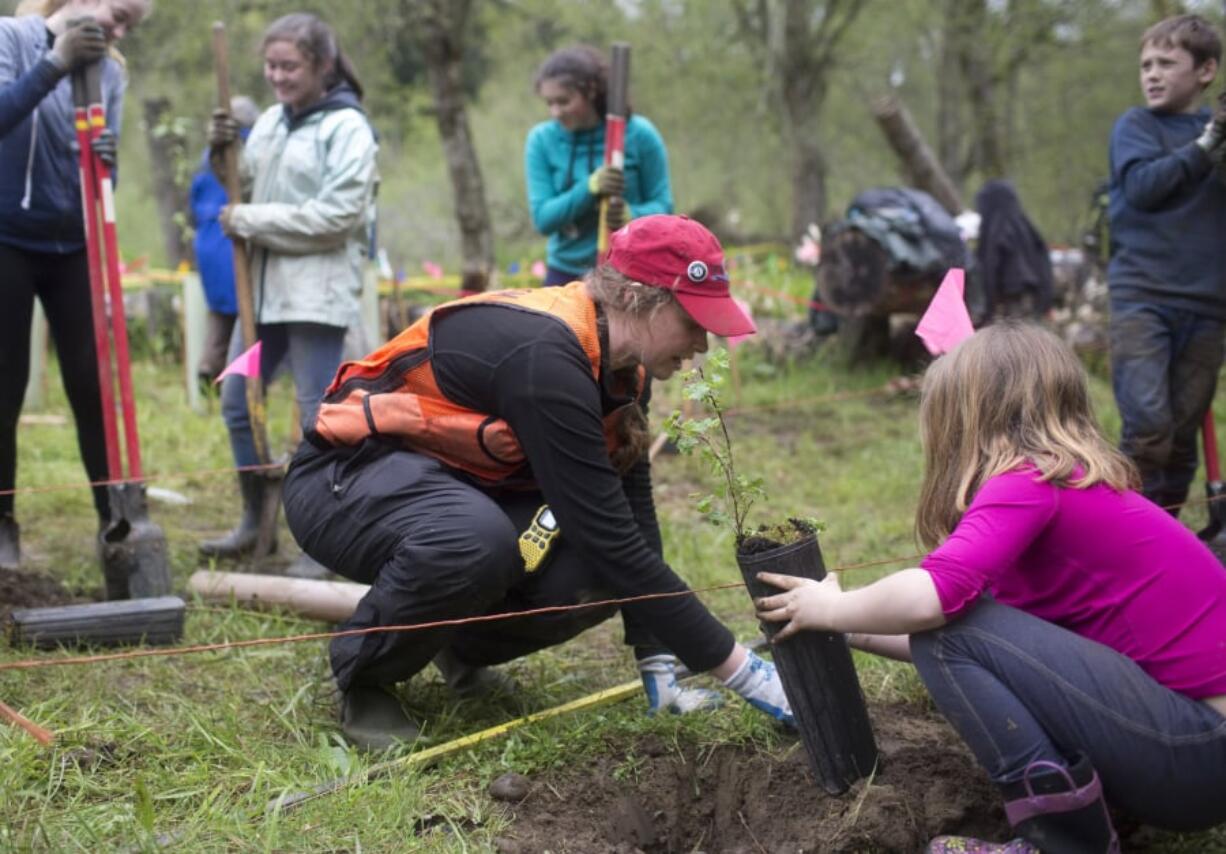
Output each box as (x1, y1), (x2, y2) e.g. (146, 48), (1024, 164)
(493, 700), (1007, 853)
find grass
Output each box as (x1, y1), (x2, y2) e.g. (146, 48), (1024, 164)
(1, 269), (1224, 851)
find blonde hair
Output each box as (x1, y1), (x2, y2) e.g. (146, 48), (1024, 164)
(584, 263), (677, 318)
(915, 322), (1138, 549)
(584, 264), (674, 474)
(16, 0), (69, 14)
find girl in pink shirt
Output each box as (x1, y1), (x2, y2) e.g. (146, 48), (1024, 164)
(756, 323), (1226, 853)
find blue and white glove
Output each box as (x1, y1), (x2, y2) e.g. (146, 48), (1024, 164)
(723, 650), (795, 728)
(638, 654), (723, 715)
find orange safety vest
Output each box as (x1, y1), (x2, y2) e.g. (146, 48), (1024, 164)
(311, 282), (642, 486)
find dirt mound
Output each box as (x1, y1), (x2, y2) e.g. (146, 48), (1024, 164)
(493, 700), (1007, 853)
(0, 567), (83, 624)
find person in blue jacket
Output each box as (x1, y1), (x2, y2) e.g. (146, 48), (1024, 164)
(525, 45), (673, 286)
(1107, 13), (1226, 515)
(0, 0), (150, 570)
(188, 95), (258, 388)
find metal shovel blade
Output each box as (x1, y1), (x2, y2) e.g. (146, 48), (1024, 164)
(100, 482), (172, 600)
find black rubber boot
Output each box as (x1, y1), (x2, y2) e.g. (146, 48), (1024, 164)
(0, 513), (20, 570)
(199, 471), (274, 559)
(1002, 754), (1120, 854)
(433, 646), (518, 699)
(339, 685), (421, 752)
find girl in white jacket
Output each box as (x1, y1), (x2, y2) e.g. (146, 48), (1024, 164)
(201, 12), (377, 565)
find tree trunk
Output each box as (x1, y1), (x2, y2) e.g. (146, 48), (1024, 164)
(936, 0), (970, 192)
(142, 97), (191, 267)
(407, 0), (494, 292)
(871, 95), (964, 215)
(782, 94), (828, 243)
(733, 0), (863, 240)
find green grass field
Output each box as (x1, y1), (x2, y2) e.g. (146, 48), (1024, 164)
(1, 267), (1224, 851)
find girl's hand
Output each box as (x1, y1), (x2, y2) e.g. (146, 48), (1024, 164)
(754, 571), (843, 641)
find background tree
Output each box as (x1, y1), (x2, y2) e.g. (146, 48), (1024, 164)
(392, 0), (494, 291)
(732, 0), (867, 239)
(0, 0), (1202, 272)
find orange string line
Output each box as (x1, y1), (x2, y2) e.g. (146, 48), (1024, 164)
(0, 462), (283, 498)
(0, 582), (746, 673)
(0, 699), (54, 745)
(0, 546), (931, 676)
(0, 382), (914, 499)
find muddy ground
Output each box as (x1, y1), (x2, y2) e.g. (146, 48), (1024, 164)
(490, 699), (1010, 854)
(0, 566), (87, 625)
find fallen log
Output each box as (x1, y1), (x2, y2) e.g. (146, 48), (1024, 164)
(870, 95), (963, 215)
(188, 571), (367, 623)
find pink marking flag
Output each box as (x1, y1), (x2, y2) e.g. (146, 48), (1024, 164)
(530, 260), (547, 280)
(916, 267), (975, 355)
(422, 260), (444, 280)
(214, 340), (262, 384)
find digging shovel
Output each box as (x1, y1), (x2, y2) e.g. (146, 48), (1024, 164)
(596, 42), (630, 256)
(1198, 410), (1226, 561)
(212, 21), (283, 559)
(72, 63), (171, 599)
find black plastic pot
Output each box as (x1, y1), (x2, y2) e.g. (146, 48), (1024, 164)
(737, 532), (879, 794)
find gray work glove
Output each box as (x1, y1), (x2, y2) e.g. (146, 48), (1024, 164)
(722, 649), (796, 728)
(208, 108), (240, 149)
(50, 17), (107, 73)
(90, 127), (116, 169)
(638, 654), (723, 715)
(587, 164), (625, 198)
(1196, 114), (1226, 153)
(605, 196), (627, 232)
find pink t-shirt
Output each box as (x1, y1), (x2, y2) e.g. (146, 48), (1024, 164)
(921, 467), (1226, 699)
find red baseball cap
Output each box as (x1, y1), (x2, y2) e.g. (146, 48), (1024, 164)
(605, 215), (756, 337)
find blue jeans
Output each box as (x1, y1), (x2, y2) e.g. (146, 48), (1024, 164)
(910, 599), (1226, 831)
(1109, 299), (1224, 510)
(220, 322), (346, 467)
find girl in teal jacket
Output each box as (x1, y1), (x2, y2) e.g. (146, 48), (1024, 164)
(525, 45), (673, 285)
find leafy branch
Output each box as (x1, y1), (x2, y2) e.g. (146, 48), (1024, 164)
(663, 348), (765, 542)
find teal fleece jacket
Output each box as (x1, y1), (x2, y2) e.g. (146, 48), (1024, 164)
(524, 113), (672, 276)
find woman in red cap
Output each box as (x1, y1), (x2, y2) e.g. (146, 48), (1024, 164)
(282, 215), (787, 750)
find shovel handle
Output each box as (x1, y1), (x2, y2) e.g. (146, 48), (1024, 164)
(71, 68), (122, 482)
(212, 21), (271, 465)
(84, 62), (142, 479)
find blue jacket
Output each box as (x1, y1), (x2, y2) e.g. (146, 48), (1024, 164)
(1107, 106), (1226, 319)
(525, 113), (672, 276)
(0, 15), (125, 254)
(189, 148), (238, 316)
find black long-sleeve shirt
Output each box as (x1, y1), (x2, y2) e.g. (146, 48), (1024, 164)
(430, 304), (734, 672)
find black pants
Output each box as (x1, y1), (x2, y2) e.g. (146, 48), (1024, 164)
(285, 440), (648, 691)
(0, 244), (109, 519)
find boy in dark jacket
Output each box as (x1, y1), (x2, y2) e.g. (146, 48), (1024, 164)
(1108, 14), (1226, 514)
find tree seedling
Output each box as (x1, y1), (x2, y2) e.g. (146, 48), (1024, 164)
(663, 348), (818, 548)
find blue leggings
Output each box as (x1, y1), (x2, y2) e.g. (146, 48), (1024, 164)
(911, 599), (1226, 832)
